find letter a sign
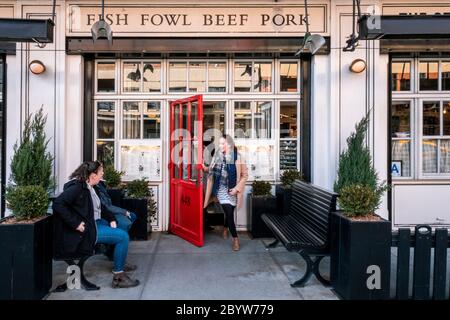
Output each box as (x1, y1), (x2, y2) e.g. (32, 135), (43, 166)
(391, 161), (402, 177)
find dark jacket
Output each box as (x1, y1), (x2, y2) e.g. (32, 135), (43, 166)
(52, 179), (117, 259)
(95, 180), (127, 216)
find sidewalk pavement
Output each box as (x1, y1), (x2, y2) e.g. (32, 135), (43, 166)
(46, 229), (338, 300)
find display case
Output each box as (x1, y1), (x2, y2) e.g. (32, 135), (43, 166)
(236, 139), (275, 180)
(119, 140), (162, 181)
(279, 140), (298, 170)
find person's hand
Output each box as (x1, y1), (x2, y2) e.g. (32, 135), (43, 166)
(110, 221), (117, 228)
(229, 188), (238, 196)
(126, 211), (132, 220)
(76, 222), (85, 233)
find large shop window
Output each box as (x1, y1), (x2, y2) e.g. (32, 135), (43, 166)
(234, 61), (272, 93)
(391, 58), (450, 179)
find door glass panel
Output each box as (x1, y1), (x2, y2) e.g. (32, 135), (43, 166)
(191, 102), (199, 181)
(234, 62), (252, 92)
(173, 105), (181, 179)
(208, 62), (226, 92)
(419, 61), (439, 91)
(391, 61), (411, 91)
(234, 101), (252, 138)
(169, 62), (187, 92)
(182, 105), (189, 180)
(280, 62), (298, 92)
(143, 62), (161, 92)
(123, 101), (141, 139)
(253, 62), (272, 92)
(423, 101), (440, 136)
(123, 62), (141, 92)
(255, 101), (272, 138)
(97, 62), (115, 92)
(440, 139), (450, 173)
(423, 139), (438, 173)
(143, 101), (160, 139)
(189, 62), (206, 92)
(203, 101), (225, 165)
(97, 102), (115, 139)
(392, 140), (411, 177)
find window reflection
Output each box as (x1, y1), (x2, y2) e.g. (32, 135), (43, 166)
(391, 101), (410, 138)
(253, 63), (272, 92)
(255, 101), (272, 138)
(391, 62), (410, 91)
(208, 62), (226, 92)
(234, 101), (252, 138)
(123, 62), (141, 92)
(143, 101), (161, 139)
(143, 62), (161, 92)
(123, 101), (141, 139)
(419, 61), (439, 91)
(442, 62), (450, 91)
(189, 62), (206, 92)
(423, 101), (440, 136)
(97, 102), (115, 139)
(280, 62), (298, 92)
(97, 62), (115, 92)
(234, 63), (252, 92)
(169, 62), (187, 92)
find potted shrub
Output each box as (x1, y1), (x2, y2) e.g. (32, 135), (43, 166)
(276, 169), (302, 215)
(247, 180), (276, 238)
(0, 108), (54, 300)
(330, 113), (391, 300)
(123, 178), (157, 240)
(103, 165), (124, 207)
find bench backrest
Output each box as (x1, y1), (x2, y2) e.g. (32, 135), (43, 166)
(289, 180), (338, 248)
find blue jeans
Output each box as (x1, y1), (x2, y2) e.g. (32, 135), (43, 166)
(96, 219), (129, 272)
(115, 212), (137, 232)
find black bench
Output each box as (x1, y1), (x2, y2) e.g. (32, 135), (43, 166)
(261, 180), (338, 287)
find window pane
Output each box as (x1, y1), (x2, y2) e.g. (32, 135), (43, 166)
(123, 62), (141, 92)
(423, 101), (440, 136)
(392, 140), (411, 177)
(280, 101), (298, 138)
(97, 102), (115, 139)
(440, 140), (450, 173)
(253, 63), (272, 92)
(208, 62), (226, 92)
(123, 101), (141, 139)
(280, 62), (298, 92)
(96, 141), (114, 167)
(203, 101), (225, 141)
(234, 62), (252, 92)
(280, 140), (298, 170)
(423, 139), (438, 173)
(143, 62), (161, 92)
(255, 101), (272, 138)
(442, 62), (450, 91)
(189, 62), (206, 92)
(97, 62), (115, 92)
(391, 62), (410, 91)
(444, 102), (450, 136)
(169, 62), (187, 92)
(419, 61), (439, 91)
(391, 101), (410, 138)
(143, 101), (160, 139)
(234, 101), (252, 138)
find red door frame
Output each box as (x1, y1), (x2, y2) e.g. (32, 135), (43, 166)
(169, 95), (204, 247)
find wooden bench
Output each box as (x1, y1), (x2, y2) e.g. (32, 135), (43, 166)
(261, 180), (338, 287)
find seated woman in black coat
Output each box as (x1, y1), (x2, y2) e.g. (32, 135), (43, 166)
(53, 161), (139, 289)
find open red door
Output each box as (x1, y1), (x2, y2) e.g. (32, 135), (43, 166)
(169, 95), (204, 247)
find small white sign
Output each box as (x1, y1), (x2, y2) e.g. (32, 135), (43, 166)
(391, 161), (402, 177)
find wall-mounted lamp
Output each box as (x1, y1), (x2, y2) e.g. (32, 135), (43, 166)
(349, 59), (366, 73)
(29, 60), (46, 75)
(91, 0), (113, 45)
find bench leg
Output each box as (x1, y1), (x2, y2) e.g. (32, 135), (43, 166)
(291, 251), (330, 287)
(265, 239), (280, 249)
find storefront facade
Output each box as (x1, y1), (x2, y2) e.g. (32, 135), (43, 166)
(2, 0), (450, 230)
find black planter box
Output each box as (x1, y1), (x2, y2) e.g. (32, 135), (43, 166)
(275, 185), (292, 215)
(0, 215), (53, 300)
(106, 188), (124, 207)
(122, 198), (149, 240)
(330, 211), (391, 300)
(247, 194), (277, 238)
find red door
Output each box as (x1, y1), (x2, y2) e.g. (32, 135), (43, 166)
(169, 95), (204, 247)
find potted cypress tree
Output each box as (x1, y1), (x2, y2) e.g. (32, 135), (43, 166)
(330, 113), (391, 300)
(103, 165), (124, 207)
(0, 108), (55, 300)
(122, 178), (157, 240)
(247, 180), (276, 238)
(276, 169), (302, 215)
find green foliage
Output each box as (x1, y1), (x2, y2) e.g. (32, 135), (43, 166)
(10, 107), (54, 193)
(125, 178), (157, 230)
(251, 180), (272, 196)
(103, 165), (124, 189)
(126, 178), (151, 199)
(5, 185), (49, 221)
(334, 112), (389, 217)
(280, 169), (302, 187)
(338, 184), (385, 217)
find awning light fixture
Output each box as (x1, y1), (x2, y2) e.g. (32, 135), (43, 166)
(295, 0), (326, 57)
(91, 0), (113, 45)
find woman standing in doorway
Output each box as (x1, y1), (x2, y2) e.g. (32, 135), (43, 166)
(203, 134), (248, 251)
